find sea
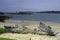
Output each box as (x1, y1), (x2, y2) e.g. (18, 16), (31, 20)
(1, 13), (60, 23)
(1, 13), (60, 38)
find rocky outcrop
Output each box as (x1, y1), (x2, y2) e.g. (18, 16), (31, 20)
(35, 22), (58, 36)
(4, 24), (31, 33)
(0, 16), (11, 22)
(4, 25), (19, 32)
(3, 22), (58, 36)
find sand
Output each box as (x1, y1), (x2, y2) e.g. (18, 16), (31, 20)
(0, 33), (60, 40)
(2, 20), (60, 32)
(0, 20), (60, 40)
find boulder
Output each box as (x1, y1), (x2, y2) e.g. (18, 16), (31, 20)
(36, 22), (58, 36)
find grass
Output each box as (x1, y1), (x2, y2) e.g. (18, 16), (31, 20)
(12, 30), (29, 34)
(0, 28), (9, 34)
(0, 38), (15, 40)
(0, 27), (34, 34)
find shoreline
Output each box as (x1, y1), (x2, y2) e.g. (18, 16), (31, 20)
(0, 20), (60, 40)
(0, 20), (60, 32)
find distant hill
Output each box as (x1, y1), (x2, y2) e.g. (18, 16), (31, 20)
(18, 11), (33, 15)
(37, 11), (60, 13)
(4, 11), (33, 15)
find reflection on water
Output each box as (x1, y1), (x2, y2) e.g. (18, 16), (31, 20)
(3, 13), (60, 23)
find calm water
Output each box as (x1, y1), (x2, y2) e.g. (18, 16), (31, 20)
(4, 13), (60, 23)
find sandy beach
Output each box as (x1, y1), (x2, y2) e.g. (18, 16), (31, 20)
(0, 33), (60, 40)
(3, 20), (60, 32)
(0, 20), (60, 40)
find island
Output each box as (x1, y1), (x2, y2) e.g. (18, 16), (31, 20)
(37, 11), (60, 13)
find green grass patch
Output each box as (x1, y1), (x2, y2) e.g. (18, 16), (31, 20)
(0, 28), (9, 34)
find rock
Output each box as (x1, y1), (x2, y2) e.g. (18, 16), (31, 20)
(4, 24), (31, 34)
(0, 16), (11, 22)
(4, 24), (20, 32)
(36, 22), (58, 36)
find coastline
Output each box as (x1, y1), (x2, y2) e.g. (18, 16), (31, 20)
(0, 20), (60, 32)
(0, 20), (60, 40)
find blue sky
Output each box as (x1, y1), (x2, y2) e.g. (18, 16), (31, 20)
(0, 0), (60, 12)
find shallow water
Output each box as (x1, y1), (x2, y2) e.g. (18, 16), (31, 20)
(4, 13), (60, 23)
